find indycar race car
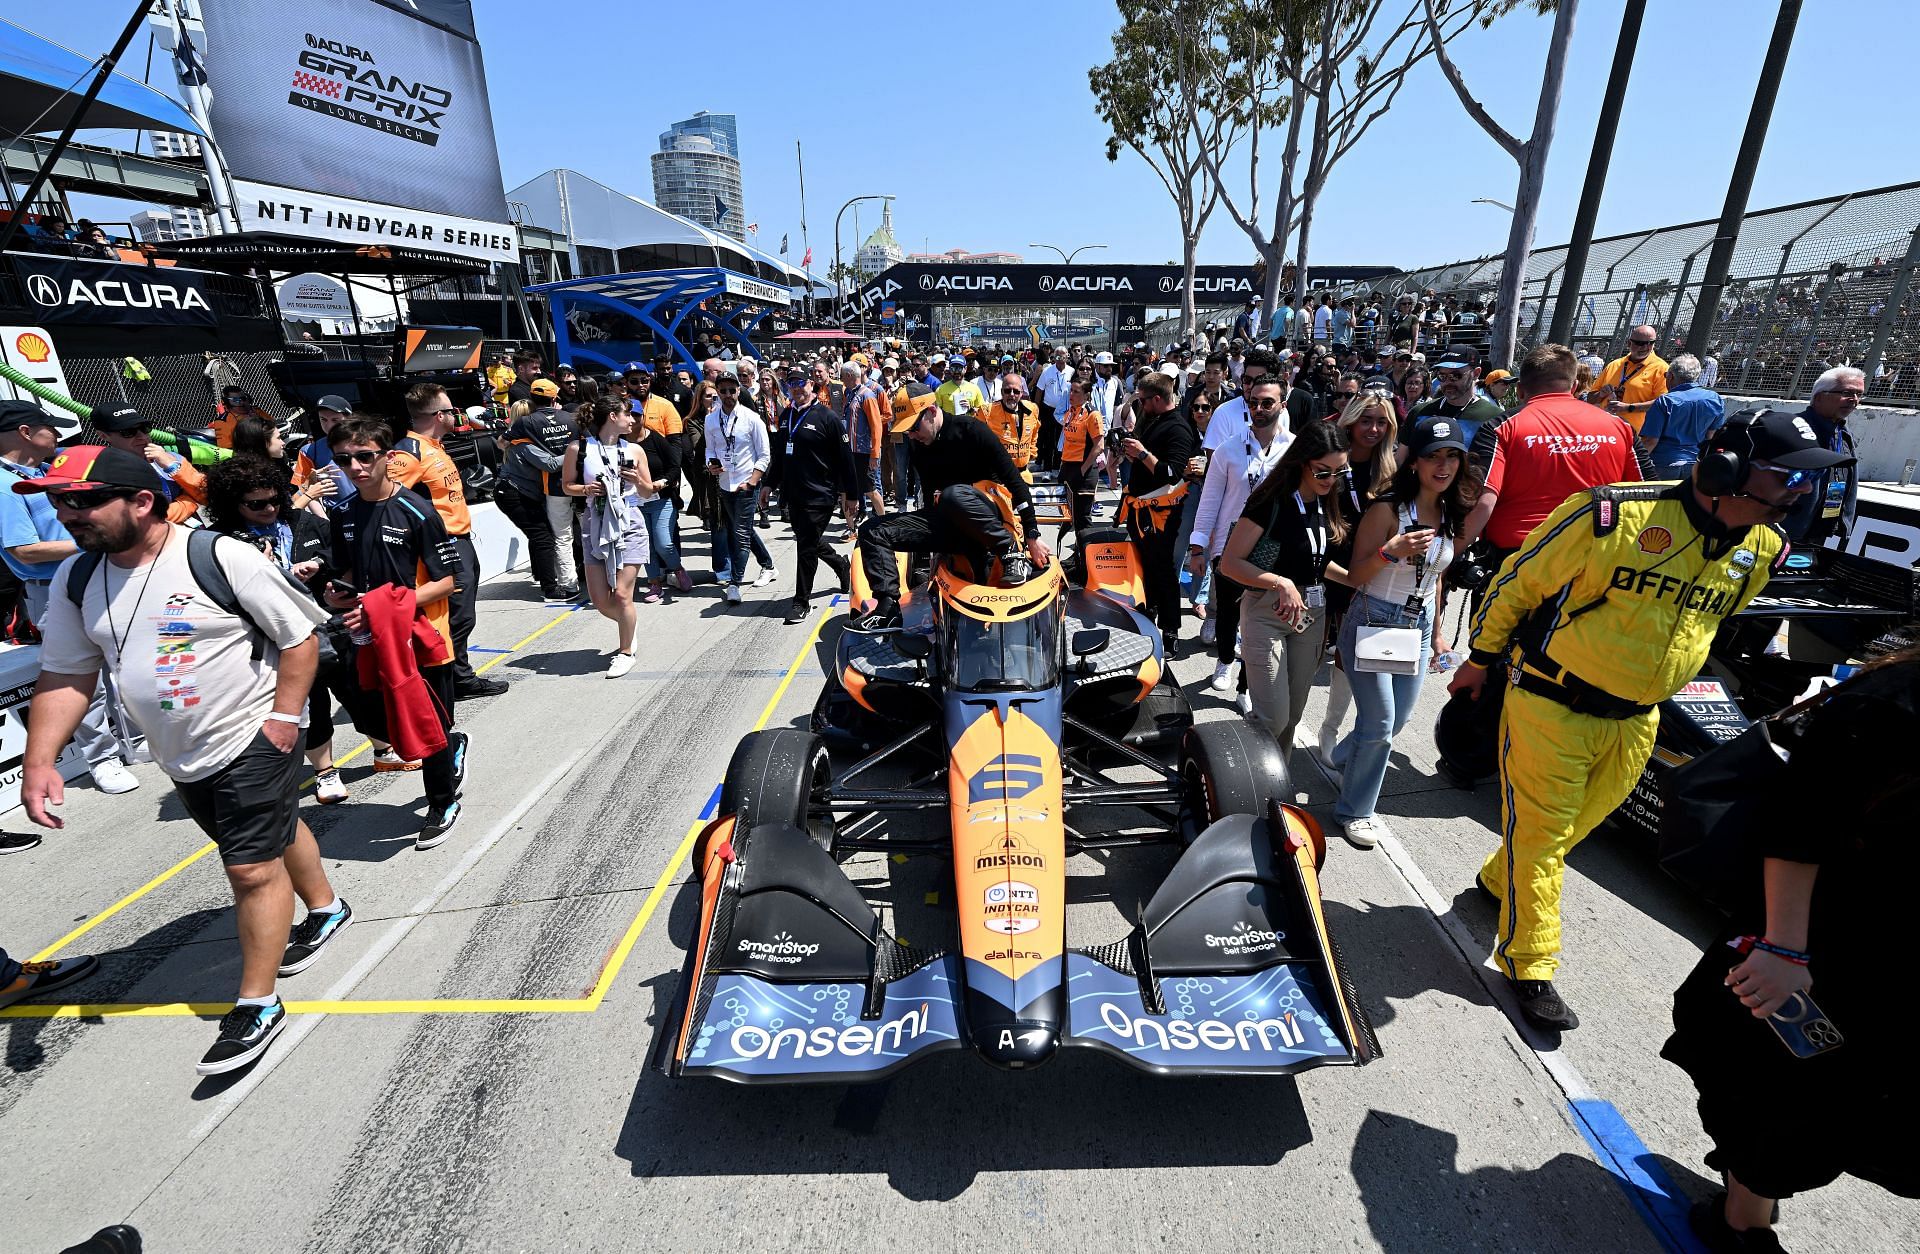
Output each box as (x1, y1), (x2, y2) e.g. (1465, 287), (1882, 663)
(654, 528), (1379, 1083)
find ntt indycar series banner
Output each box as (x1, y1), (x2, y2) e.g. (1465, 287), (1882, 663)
(200, 0), (514, 262)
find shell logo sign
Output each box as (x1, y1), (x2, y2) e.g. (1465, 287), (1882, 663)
(14, 333), (50, 363)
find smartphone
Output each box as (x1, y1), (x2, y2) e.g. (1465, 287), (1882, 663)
(326, 578), (357, 599)
(1767, 991), (1844, 1059)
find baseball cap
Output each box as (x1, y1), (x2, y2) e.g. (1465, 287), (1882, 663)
(883, 356), (900, 369)
(1713, 408), (1857, 470)
(530, 378), (561, 398)
(1250, 296), (1263, 304)
(623, 360), (653, 375)
(94, 406), (155, 433)
(1132, 341), (1146, 350)
(0, 398), (77, 435)
(929, 353), (947, 365)
(1093, 351), (1115, 365)
(1405, 416), (1469, 458)
(1432, 347), (1477, 370)
(890, 382), (938, 433)
(1484, 369), (1513, 385)
(11, 444), (164, 497)
(783, 366), (809, 383)
(316, 394), (353, 414)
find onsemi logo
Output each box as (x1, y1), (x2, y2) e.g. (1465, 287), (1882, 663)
(1097, 1002), (1306, 1052)
(735, 931), (820, 964)
(729, 1002), (932, 1061)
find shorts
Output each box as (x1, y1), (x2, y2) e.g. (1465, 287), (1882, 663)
(585, 527), (647, 568)
(174, 730), (302, 867)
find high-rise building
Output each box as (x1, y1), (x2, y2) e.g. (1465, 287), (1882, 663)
(854, 202), (903, 279)
(149, 130), (202, 159)
(651, 110), (746, 241)
(129, 206), (210, 243)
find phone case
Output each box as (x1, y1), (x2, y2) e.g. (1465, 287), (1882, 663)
(1767, 991), (1844, 1059)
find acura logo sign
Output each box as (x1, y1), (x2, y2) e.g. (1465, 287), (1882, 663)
(26, 274), (59, 307)
(1038, 275), (1055, 293)
(919, 274), (934, 290)
(1158, 276), (1176, 293)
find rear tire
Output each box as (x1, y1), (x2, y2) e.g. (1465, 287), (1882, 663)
(1179, 720), (1289, 838)
(719, 728), (835, 853)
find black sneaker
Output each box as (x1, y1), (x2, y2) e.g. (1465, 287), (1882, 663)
(999, 554), (1036, 585)
(784, 600), (811, 625)
(854, 599), (901, 631)
(1689, 1197), (1786, 1253)
(448, 730), (470, 797)
(418, 800), (462, 850)
(833, 556), (852, 595)
(1510, 978), (1579, 1031)
(195, 998), (288, 1076)
(455, 676), (508, 699)
(0, 954), (99, 1009)
(0, 830), (42, 855)
(57, 1223), (143, 1254)
(279, 901), (353, 976)
(552, 583), (581, 601)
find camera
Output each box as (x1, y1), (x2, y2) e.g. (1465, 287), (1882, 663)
(1449, 558), (1492, 594)
(1104, 428), (1126, 453)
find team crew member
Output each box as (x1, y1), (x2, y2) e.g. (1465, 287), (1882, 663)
(93, 406), (208, 525)
(1055, 377), (1106, 546)
(981, 371), (1041, 471)
(22, 446), (346, 1076)
(705, 373), (774, 606)
(1117, 371), (1199, 646)
(855, 383), (1051, 630)
(840, 362), (888, 520)
(324, 419), (467, 848)
(393, 384), (508, 700)
(501, 380), (580, 598)
(767, 370), (858, 625)
(1590, 324), (1668, 431)
(289, 395), (357, 515)
(1446, 409), (1844, 1031)
(1462, 345), (1644, 578)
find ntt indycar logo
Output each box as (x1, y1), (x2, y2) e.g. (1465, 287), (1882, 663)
(735, 931), (820, 964)
(729, 1002), (932, 1060)
(1097, 1003), (1307, 1052)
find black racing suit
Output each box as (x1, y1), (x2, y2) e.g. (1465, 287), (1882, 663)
(857, 413), (1038, 606)
(767, 400), (858, 604)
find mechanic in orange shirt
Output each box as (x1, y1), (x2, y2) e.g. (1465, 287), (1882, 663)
(390, 382), (506, 700)
(1054, 375), (1106, 545)
(981, 369), (1041, 471)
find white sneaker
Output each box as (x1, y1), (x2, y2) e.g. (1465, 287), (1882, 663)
(1341, 816), (1390, 849)
(1310, 745), (1343, 787)
(1209, 662), (1234, 691)
(607, 652), (635, 679)
(723, 584), (743, 604)
(1235, 633), (1243, 659)
(89, 759), (139, 795)
(1199, 617), (1217, 646)
(312, 770), (349, 805)
(752, 566), (779, 588)
(1235, 691), (1254, 717)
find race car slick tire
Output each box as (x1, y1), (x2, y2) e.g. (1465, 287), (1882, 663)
(719, 729), (836, 854)
(1179, 720), (1289, 841)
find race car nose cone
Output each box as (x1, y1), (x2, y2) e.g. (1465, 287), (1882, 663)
(977, 1022), (1058, 1069)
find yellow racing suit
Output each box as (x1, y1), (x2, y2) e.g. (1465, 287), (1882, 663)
(1466, 482), (1786, 981)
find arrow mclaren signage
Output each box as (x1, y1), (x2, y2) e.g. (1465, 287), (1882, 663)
(11, 256), (218, 328)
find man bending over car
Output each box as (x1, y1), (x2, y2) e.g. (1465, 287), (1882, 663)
(854, 382), (1052, 629)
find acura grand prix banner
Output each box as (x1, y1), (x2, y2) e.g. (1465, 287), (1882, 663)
(198, 0), (517, 265)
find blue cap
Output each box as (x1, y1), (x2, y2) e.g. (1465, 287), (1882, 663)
(623, 360), (653, 375)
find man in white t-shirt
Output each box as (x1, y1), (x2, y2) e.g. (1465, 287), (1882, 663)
(20, 446), (347, 1078)
(1202, 346), (1283, 453)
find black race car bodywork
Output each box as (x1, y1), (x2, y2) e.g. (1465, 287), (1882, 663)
(655, 528), (1378, 1083)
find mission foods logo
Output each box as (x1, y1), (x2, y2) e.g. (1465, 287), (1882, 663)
(293, 33), (454, 146)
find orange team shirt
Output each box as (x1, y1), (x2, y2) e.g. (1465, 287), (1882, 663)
(1484, 392), (1642, 550)
(207, 409), (239, 450)
(858, 387), (887, 457)
(164, 456), (207, 524)
(387, 432), (472, 536)
(1058, 404), (1105, 464)
(982, 401), (1040, 469)
(637, 394), (682, 438)
(1595, 352), (1668, 433)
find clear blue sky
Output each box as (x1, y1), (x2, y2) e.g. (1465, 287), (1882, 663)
(18, 0), (1919, 273)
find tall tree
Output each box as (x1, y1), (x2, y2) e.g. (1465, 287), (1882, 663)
(1091, 1), (1243, 341)
(1422, 0), (1579, 367)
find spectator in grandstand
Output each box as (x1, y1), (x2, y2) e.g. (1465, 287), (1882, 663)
(1332, 297), (1356, 349)
(1626, 353), (1725, 476)
(1696, 348), (1720, 390)
(1781, 366), (1864, 547)
(1591, 326), (1668, 430)
(1233, 296), (1261, 342)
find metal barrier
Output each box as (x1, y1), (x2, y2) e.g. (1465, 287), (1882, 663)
(61, 350), (291, 438)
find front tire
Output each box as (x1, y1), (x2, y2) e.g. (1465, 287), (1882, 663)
(1179, 719), (1288, 833)
(719, 729), (835, 853)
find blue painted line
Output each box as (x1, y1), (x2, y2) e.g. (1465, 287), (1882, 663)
(467, 647), (511, 654)
(1566, 1098), (1706, 1254)
(697, 781), (724, 821)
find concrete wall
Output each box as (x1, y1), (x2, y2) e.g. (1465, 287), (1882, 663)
(1724, 395), (1920, 484)
(470, 501), (530, 584)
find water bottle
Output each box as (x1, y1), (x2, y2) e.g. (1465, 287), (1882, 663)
(1432, 649), (1464, 673)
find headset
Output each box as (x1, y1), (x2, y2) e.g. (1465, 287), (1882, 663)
(1695, 407), (1770, 498)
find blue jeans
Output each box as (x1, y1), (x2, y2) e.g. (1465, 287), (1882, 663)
(892, 444), (917, 507)
(719, 486), (769, 585)
(1333, 594), (1432, 824)
(639, 496), (682, 580)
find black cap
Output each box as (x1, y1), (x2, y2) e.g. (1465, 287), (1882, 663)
(1405, 416), (1469, 458)
(783, 366), (809, 383)
(316, 394), (353, 414)
(1432, 345), (1477, 370)
(94, 405), (155, 433)
(0, 398), (78, 434)
(1713, 408), (1857, 470)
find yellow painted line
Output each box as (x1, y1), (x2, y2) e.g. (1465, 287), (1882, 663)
(5, 605), (829, 1019)
(24, 603), (579, 965)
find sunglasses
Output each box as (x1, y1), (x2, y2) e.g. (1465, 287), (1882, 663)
(340, 449), (385, 466)
(1308, 466), (1342, 480)
(1628, 338), (1656, 347)
(240, 494), (280, 509)
(49, 488), (135, 510)
(113, 422), (154, 436)
(1752, 461), (1814, 490)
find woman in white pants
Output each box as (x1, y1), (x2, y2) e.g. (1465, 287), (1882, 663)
(562, 401), (649, 678)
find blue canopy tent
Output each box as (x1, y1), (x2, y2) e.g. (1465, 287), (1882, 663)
(526, 267), (793, 377)
(0, 18), (204, 138)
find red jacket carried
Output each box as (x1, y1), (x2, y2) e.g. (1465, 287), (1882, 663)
(354, 583), (451, 762)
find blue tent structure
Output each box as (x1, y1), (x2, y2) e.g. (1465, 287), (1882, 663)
(527, 267), (793, 377)
(0, 19), (204, 138)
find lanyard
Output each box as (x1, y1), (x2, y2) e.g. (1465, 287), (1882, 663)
(783, 405), (806, 441)
(1243, 433), (1282, 488)
(1294, 491), (1326, 570)
(1400, 503), (1441, 601)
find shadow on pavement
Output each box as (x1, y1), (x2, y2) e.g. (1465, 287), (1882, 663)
(496, 647), (610, 678)
(1321, 899), (1498, 1037)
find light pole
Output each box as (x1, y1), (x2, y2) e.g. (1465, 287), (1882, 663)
(835, 193), (893, 336)
(1029, 242), (1108, 264)
(1469, 198), (1515, 212)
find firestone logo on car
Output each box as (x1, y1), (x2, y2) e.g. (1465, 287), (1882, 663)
(729, 1001), (932, 1060)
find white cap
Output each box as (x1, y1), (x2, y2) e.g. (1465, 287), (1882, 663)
(1133, 341), (1146, 349)
(930, 353), (946, 364)
(1093, 351), (1115, 365)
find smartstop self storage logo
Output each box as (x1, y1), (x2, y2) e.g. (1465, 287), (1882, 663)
(292, 32), (455, 146)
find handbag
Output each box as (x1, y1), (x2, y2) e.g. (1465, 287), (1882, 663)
(1656, 718), (1788, 916)
(1354, 624), (1421, 674)
(1247, 500), (1286, 572)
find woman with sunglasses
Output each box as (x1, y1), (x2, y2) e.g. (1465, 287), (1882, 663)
(1178, 388), (1218, 629)
(1189, 377), (1292, 703)
(1054, 376), (1106, 549)
(206, 455), (356, 804)
(561, 401), (649, 678)
(1218, 420), (1349, 754)
(1318, 418), (1475, 849)
(1318, 390), (1403, 758)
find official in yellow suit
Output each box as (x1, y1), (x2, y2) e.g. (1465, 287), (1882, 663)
(1447, 408), (1851, 1031)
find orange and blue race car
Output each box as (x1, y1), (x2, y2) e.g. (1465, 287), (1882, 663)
(654, 526), (1378, 1083)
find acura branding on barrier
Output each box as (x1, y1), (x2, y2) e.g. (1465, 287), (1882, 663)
(10, 257), (217, 328)
(845, 262), (1392, 320)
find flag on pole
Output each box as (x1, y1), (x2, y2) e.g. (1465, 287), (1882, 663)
(779, 233), (789, 255)
(746, 223), (759, 235)
(802, 247), (812, 268)
(714, 196), (730, 222)
(174, 30), (208, 87)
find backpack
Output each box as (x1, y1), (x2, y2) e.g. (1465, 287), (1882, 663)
(66, 529), (278, 664)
